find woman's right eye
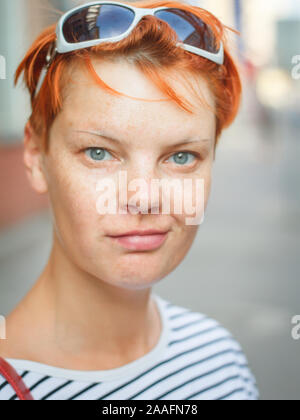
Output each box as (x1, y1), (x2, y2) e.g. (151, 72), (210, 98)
(84, 147), (114, 162)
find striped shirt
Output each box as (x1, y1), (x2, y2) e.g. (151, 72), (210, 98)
(0, 293), (259, 400)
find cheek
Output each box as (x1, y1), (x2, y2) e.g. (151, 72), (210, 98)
(168, 174), (212, 260)
(47, 161), (102, 248)
(198, 165), (212, 211)
(173, 169), (212, 227)
(204, 173), (212, 204)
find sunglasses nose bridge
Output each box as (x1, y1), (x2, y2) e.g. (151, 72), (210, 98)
(137, 8), (171, 29)
(140, 7), (156, 13)
(130, 8), (153, 28)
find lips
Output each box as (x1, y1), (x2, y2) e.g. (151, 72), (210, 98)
(109, 229), (169, 237)
(107, 229), (170, 251)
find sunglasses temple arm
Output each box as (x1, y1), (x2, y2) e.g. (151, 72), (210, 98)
(34, 66), (48, 96)
(34, 66), (48, 98)
(34, 42), (57, 98)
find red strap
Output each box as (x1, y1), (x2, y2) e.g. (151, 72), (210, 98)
(0, 356), (34, 400)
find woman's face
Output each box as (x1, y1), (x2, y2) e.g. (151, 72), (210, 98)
(34, 57), (216, 288)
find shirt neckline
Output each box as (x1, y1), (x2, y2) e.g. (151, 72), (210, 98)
(4, 293), (170, 382)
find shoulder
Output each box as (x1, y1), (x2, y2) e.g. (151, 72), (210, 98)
(157, 295), (260, 400)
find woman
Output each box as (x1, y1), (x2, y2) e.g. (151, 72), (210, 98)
(0, 0), (259, 400)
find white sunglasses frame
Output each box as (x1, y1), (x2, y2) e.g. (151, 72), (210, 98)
(35, 1), (224, 97)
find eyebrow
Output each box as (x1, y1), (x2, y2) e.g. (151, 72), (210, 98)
(74, 130), (211, 147)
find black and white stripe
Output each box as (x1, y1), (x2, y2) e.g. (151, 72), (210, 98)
(0, 295), (259, 400)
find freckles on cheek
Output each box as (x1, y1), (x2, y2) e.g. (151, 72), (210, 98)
(50, 167), (100, 232)
(172, 173), (211, 227)
(67, 187), (100, 229)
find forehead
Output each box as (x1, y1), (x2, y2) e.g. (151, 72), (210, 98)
(55, 57), (216, 139)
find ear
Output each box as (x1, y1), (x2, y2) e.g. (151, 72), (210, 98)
(23, 121), (48, 194)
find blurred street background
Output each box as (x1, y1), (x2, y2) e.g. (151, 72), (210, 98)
(0, 0), (299, 400)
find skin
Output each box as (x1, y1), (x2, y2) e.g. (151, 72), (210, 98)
(0, 57), (216, 370)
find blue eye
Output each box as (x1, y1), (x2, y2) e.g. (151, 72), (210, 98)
(168, 152), (196, 166)
(85, 148), (114, 161)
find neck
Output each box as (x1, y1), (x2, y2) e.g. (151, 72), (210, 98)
(3, 233), (162, 370)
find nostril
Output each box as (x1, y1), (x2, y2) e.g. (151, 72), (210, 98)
(127, 204), (141, 215)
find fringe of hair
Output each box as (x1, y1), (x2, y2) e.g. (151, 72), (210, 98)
(14, 0), (242, 152)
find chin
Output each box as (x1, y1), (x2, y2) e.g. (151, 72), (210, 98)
(102, 269), (166, 289)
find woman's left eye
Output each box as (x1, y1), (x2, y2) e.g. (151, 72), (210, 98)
(84, 148), (114, 162)
(167, 152), (196, 166)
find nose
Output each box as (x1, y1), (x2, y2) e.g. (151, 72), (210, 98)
(118, 165), (160, 215)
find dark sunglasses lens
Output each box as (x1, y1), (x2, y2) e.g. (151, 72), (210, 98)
(63, 4), (135, 43)
(154, 9), (219, 53)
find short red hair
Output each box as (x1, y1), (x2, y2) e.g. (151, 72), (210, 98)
(14, 0), (242, 152)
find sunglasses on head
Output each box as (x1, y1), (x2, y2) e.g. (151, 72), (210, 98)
(35, 1), (224, 97)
